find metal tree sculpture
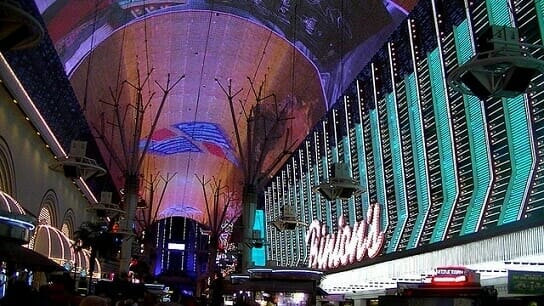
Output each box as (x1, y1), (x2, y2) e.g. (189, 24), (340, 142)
(195, 175), (239, 281)
(73, 220), (119, 289)
(216, 76), (298, 272)
(133, 171), (176, 278)
(93, 66), (184, 271)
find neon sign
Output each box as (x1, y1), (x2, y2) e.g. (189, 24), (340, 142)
(431, 266), (479, 286)
(306, 203), (385, 270)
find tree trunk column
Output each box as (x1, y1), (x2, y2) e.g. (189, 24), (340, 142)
(120, 174), (139, 273)
(241, 184), (257, 273)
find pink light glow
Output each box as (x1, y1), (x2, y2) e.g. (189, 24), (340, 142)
(306, 203), (385, 270)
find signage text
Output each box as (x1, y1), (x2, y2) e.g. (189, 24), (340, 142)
(306, 203), (385, 270)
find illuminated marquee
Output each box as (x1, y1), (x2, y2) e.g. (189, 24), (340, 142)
(306, 203), (385, 270)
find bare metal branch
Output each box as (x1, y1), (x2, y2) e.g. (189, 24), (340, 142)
(138, 74), (185, 172)
(216, 78), (246, 176)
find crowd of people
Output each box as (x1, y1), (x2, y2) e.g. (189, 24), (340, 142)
(0, 270), (291, 306)
(0, 271), (186, 306)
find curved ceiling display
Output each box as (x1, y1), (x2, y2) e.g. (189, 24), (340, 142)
(36, 0), (419, 224)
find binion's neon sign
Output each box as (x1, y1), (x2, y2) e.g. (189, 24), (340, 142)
(306, 203), (385, 270)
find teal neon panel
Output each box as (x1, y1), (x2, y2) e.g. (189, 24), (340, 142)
(429, 49), (458, 243)
(486, 0), (513, 26)
(406, 73), (430, 249)
(343, 136), (356, 222)
(312, 164), (322, 221)
(343, 136), (351, 164)
(385, 92), (408, 253)
(321, 154), (332, 226)
(251, 209), (265, 266)
(454, 21), (474, 65)
(499, 96), (535, 224)
(355, 124), (370, 217)
(453, 21), (493, 235)
(537, 0), (544, 37)
(370, 108), (387, 230)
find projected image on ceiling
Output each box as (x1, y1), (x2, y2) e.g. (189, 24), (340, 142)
(144, 122), (238, 166)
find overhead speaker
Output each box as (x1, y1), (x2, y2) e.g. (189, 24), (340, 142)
(459, 71), (493, 100)
(448, 25), (544, 99)
(63, 165), (81, 178)
(500, 66), (539, 93)
(312, 162), (364, 201)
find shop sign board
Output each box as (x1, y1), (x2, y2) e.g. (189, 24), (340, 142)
(508, 270), (544, 294)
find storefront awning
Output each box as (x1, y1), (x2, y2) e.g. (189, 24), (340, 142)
(0, 239), (63, 272)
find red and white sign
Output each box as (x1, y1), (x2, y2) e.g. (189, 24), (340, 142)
(431, 266), (480, 285)
(306, 203), (385, 270)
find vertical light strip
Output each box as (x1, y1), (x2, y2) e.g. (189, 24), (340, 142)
(499, 94), (536, 224)
(385, 42), (408, 253)
(486, 0), (515, 26)
(331, 109), (339, 163)
(405, 74), (430, 248)
(453, 20), (493, 234)
(385, 90), (408, 252)
(298, 150), (309, 263)
(304, 142), (315, 223)
(428, 49), (459, 242)
(331, 109), (342, 220)
(406, 18), (431, 249)
(321, 122), (332, 227)
(343, 96), (356, 223)
(312, 132), (322, 221)
(355, 80), (371, 217)
(370, 63), (388, 230)
(290, 163), (301, 265)
(280, 170), (290, 266)
(486, 0), (536, 224)
(536, 0), (544, 33)
(429, 0), (460, 242)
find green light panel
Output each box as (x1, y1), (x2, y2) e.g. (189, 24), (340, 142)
(537, 0), (544, 34)
(428, 49), (459, 242)
(452, 21), (493, 235)
(486, 0), (513, 26)
(309, 134), (320, 222)
(499, 95), (536, 224)
(406, 73), (430, 249)
(320, 122), (333, 228)
(370, 107), (387, 229)
(355, 124), (370, 217)
(251, 209), (266, 266)
(385, 92), (408, 253)
(312, 163), (322, 221)
(343, 132), (356, 222)
(356, 81), (371, 217)
(298, 149), (311, 231)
